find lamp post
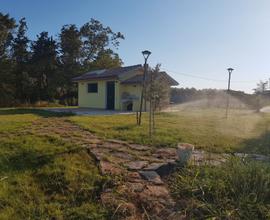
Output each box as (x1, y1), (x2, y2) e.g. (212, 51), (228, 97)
(227, 68), (234, 91)
(225, 67), (234, 118)
(138, 50), (151, 125)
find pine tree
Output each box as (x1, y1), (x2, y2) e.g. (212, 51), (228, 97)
(30, 32), (59, 101)
(0, 13), (16, 106)
(12, 17), (31, 102)
(58, 24), (82, 104)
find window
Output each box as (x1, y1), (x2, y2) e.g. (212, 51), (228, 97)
(88, 83), (98, 93)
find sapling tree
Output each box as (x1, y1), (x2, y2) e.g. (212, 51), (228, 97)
(144, 64), (170, 135)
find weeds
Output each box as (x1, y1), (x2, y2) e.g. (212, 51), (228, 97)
(169, 158), (270, 219)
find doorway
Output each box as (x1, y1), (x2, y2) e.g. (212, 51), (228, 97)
(106, 81), (115, 110)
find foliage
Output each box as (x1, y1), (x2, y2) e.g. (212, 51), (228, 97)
(58, 24), (84, 106)
(145, 64), (170, 110)
(11, 17), (31, 103)
(70, 109), (270, 154)
(254, 80), (269, 94)
(79, 18), (124, 64)
(30, 32), (59, 101)
(0, 13), (124, 107)
(169, 158), (270, 219)
(0, 13), (16, 58)
(0, 13), (16, 106)
(90, 49), (123, 70)
(0, 59), (16, 106)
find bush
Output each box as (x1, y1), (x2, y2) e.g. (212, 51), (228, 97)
(169, 158), (270, 219)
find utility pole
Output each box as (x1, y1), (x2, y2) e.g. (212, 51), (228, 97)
(225, 67), (234, 118)
(138, 50), (151, 125)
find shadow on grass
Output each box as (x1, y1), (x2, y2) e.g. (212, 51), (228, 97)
(0, 108), (74, 117)
(240, 130), (270, 155)
(113, 124), (137, 131)
(0, 149), (54, 173)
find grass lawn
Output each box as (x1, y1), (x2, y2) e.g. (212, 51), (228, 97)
(0, 110), (38, 132)
(1, 107), (270, 219)
(0, 109), (110, 220)
(70, 108), (270, 154)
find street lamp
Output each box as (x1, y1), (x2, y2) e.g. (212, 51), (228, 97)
(227, 68), (234, 91)
(142, 50), (151, 62)
(138, 50), (151, 125)
(225, 67), (234, 118)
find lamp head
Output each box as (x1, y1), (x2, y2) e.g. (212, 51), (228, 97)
(227, 68), (234, 73)
(142, 50), (151, 60)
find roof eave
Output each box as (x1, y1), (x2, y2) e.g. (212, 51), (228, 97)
(72, 76), (118, 82)
(171, 82), (179, 86)
(121, 82), (142, 85)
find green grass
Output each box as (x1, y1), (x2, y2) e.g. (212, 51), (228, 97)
(0, 114), (38, 132)
(1, 107), (270, 219)
(0, 108), (74, 133)
(169, 158), (270, 219)
(0, 110), (111, 220)
(70, 108), (270, 154)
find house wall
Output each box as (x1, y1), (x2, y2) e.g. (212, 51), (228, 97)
(77, 77), (150, 112)
(78, 80), (121, 110)
(78, 81), (106, 108)
(120, 84), (144, 111)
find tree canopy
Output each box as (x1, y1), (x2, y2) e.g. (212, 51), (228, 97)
(0, 13), (124, 106)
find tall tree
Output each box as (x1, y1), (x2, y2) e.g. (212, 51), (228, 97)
(90, 49), (123, 70)
(0, 14), (125, 107)
(80, 18), (124, 66)
(30, 32), (59, 101)
(12, 17), (31, 102)
(58, 24), (82, 104)
(58, 20), (124, 105)
(60, 24), (82, 66)
(0, 13), (16, 106)
(0, 13), (16, 58)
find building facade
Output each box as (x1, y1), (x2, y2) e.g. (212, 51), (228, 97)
(72, 65), (178, 111)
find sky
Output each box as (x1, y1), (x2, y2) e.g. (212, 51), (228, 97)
(2, 0), (270, 93)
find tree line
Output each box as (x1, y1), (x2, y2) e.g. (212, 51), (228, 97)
(0, 13), (124, 107)
(170, 87), (270, 109)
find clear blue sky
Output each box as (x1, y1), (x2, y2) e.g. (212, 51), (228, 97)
(2, 0), (270, 93)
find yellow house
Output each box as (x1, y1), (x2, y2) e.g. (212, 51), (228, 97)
(72, 65), (178, 111)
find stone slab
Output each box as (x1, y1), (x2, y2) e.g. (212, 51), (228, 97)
(100, 161), (122, 175)
(139, 171), (163, 184)
(126, 160), (149, 170)
(144, 162), (176, 177)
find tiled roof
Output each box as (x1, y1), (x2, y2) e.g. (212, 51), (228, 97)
(121, 71), (179, 86)
(72, 64), (142, 81)
(158, 71), (179, 86)
(121, 74), (144, 84)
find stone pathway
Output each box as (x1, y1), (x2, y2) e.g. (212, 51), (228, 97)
(29, 118), (181, 220)
(26, 117), (270, 219)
